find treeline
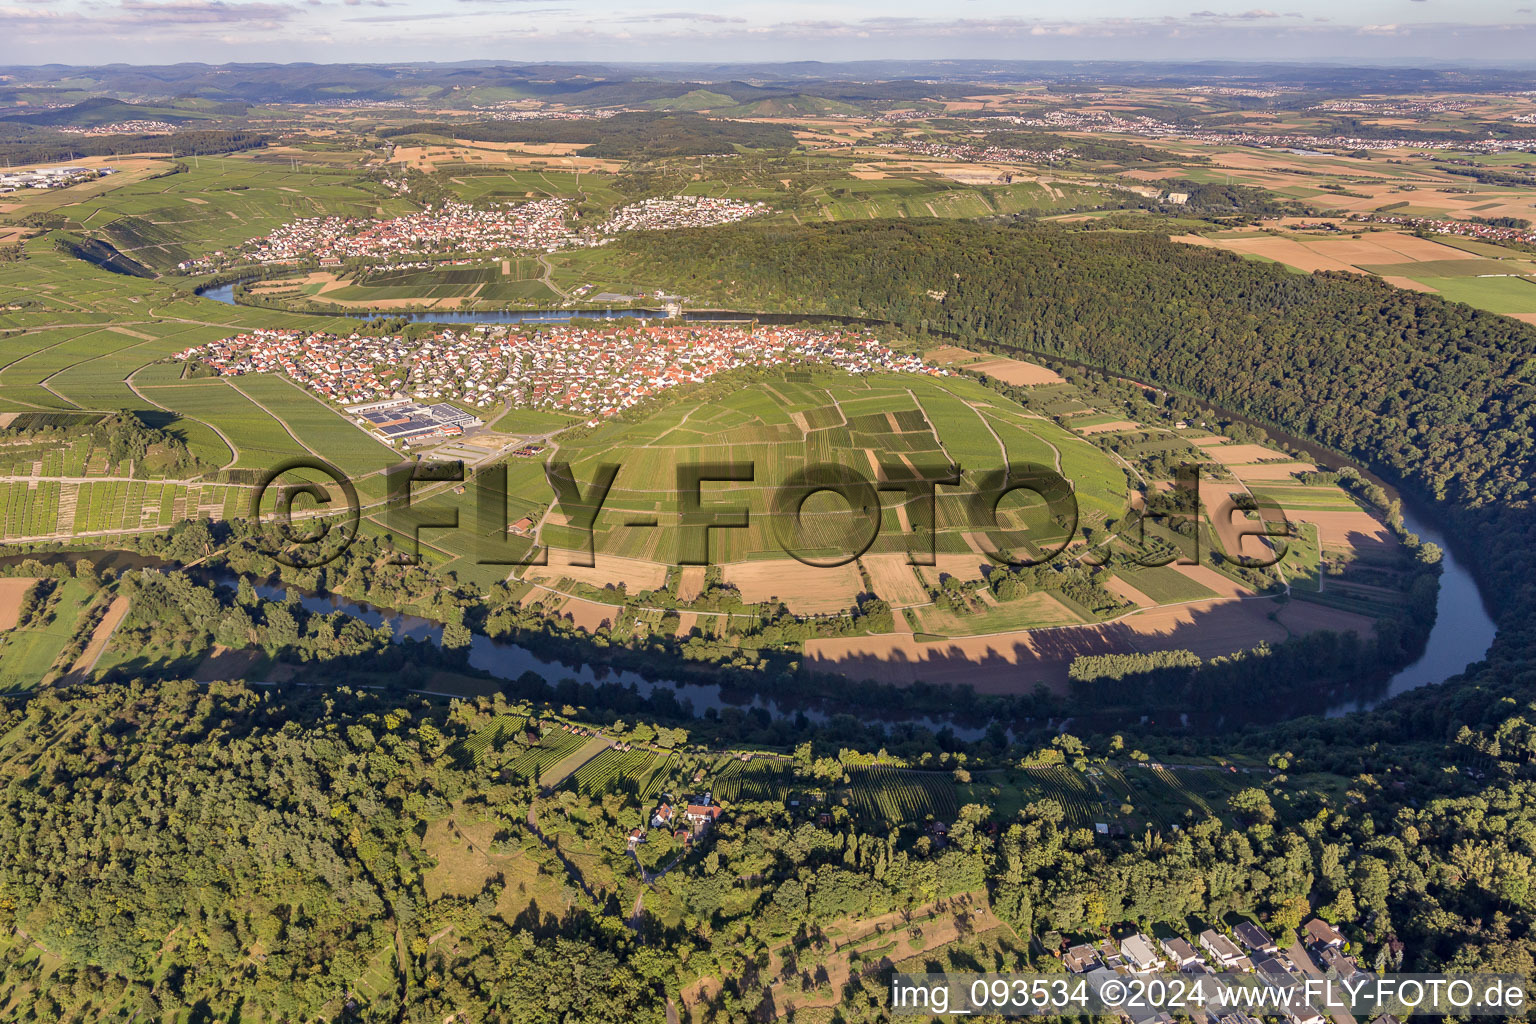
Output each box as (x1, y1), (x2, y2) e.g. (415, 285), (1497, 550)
(1436, 163), (1536, 187)
(379, 112), (797, 158)
(2, 411), (209, 477)
(1123, 178), (1308, 218)
(0, 129), (267, 167)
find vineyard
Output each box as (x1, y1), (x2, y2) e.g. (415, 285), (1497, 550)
(1020, 764), (1104, 828)
(843, 767), (961, 823)
(507, 729), (590, 782)
(710, 757), (796, 803)
(455, 714), (527, 768)
(568, 746), (677, 797)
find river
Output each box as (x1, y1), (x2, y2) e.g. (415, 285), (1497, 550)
(175, 286), (1502, 723)
(198, 281), (878, 327)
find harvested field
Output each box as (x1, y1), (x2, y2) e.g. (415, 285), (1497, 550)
(1379, 275), (1440, 293)
(194, 645), (262, 682)
(525, 551), (667, 593)
(0, 578), (36, 631)
(1174, 231), (1483, 276)
(1074, 419), (1141, 435)
(65, 595), (129, 682)
(676, 566), (706, 602)
(1104, 574), (1156, 608)
(807, 593), (1296, 692)
(965, 356), (1065, 386)
(1287, 508), (1398, 554)
(1200, 480), (1284, 562)
(721, 558), (863, 614)
(924, 344), (984, 365)
(862, 553), (929, 606)
(557, 596), (618, 632)
(1203, 443), (1292, 465)
(1172, 563), (1254, 599)
(806, 629), (1111, 692)
(916, 552), (991, 587)
(1231, 461), (1319, 481)
(1121, 597), (1287, 656)
(1276, 599), (1379, 638)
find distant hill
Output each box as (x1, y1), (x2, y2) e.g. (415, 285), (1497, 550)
(3, 97), (230, 127)
(380, 112), (799, 158)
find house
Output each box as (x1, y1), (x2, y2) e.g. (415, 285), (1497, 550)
(626, 827), (645, 848)
(1233, 922), (1278, 956)
(1317, 945), (1360, 980)
(650, 803), (674, 828)
(1200, 929), (1248, 967)
(1302, 918), (1346, 949)
(683, 792), (722, 831)
(1161, 937), (1200, 967)
(1252, 955), (1291, 983)
(1283, 1006), (1326, 1024)
(1100, 938), (1127, 968)
(1121, 933), (1166, 973)
(1064, 943), (1100, 974)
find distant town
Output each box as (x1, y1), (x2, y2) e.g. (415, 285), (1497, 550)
(180, 195), (772, 273)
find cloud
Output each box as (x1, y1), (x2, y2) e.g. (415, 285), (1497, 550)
(346, 4), (564, 19)
(116, 0), (298, 23)
(617, 11), (747, 24)
(1190, 8), (1288, 19)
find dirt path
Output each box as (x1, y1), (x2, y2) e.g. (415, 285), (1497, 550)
(226, 379), (323, 459)
(536, 254), (571, 300)
(126, 367), (240, 471)
(62, 594), (129, 682)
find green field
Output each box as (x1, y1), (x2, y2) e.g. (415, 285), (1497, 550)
(0, 579), (92, 691)
(1415, 275), (1536, 314)
(499, 372), (1131, 567)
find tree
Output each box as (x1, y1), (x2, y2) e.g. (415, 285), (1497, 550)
(442, 621), (472, 650)
(1227, 788), (1276, 827)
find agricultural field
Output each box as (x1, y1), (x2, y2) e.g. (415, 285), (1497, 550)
(261, 259), (562, 310)
(1177, 227), (1536, 320)
(524, 371), (1129, 576)
(0, 578), (93, 691)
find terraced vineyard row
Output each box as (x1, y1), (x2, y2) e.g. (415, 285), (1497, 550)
(711, 758), (796, 803)
(507, 730), (589, 781)
(458, 714), (527, 767)
(845, 767), (961, 823)
(569, 746), (676, 795)
(1021, 764), (1104, 828)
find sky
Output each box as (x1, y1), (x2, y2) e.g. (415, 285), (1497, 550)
(2, 0), (1534, 66)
